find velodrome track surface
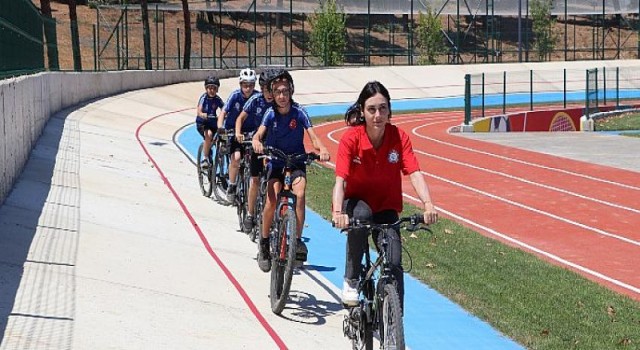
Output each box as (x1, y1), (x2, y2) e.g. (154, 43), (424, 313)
(1, 63), (639, 349)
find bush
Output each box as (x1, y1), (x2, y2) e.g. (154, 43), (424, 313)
(530, 0), (558, 61)
(308, 0), (346, 66)
(414, 6), (445, 65)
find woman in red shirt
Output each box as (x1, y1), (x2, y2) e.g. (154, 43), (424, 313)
(332, 81), (438, 308)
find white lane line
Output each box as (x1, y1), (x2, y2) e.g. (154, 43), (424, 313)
(410, 123), (640, 191)
(412, 148), (640, 214)
(402, 193), (640, 296)
(420, 170), (640, 247)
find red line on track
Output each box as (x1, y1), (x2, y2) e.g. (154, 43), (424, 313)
(313, 112), (640, 301)
(136, 109), (288, 350)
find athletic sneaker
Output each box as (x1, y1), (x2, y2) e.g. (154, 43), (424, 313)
(200, 158), (210, 169)
(295, 239), (307, 262)
(243, 215), (254, 233)
(342, 279), (359, 307)
(226, 184), (236, 203)
(257, 239), (271, 272)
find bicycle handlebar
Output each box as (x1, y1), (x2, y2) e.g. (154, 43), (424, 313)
(334, 214), (430, 233)
(263, 146), (319, 165)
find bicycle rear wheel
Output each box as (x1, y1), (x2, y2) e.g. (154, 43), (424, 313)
(212, 144), (230, 204)
(378, 283), (405, 350)
(196, 143), (213, 197)
(269, 207), (297, 314)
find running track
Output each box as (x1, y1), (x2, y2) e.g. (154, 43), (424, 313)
(312, 111), (640, 301)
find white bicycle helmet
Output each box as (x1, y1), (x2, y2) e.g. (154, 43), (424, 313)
(239, 68), (257, 83)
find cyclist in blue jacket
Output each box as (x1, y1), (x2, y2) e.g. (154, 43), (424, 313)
(234, 69), (277, 232)
(252, 69), (330, 272)
(195, 76), (224, 168)
(218, 68), (259, 202)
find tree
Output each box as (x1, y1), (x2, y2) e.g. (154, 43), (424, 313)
(181, 0), (191, 69)
(415, 6), (445, 65)
(308, 0), (346, 66)
(140, 0), (152, 69)
(68, 0), (82, 71)
(530, 0), (557, 61)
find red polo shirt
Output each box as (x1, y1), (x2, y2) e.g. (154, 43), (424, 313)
(335, 124), (420, 213)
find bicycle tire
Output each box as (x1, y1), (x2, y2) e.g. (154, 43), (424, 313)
(196, 143), (213, 197)
(349, 307), (374, 350)
(236, 165), (247, 230)
(269, 207), (297, 314)
(378, 283), (405, 350)
(250, 189), (265, 242)
(212, 143), (230, 204)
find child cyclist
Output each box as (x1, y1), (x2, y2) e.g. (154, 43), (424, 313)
(218, 68), (259, 202)
(234, 69), (277, 232)
(195, 76), (224, 168)
(252, 69), (330, 272)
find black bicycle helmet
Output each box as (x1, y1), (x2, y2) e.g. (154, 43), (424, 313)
(258, 69), (275, 88)
(204, 76), (220, 87)
(268, 69), (294, 95)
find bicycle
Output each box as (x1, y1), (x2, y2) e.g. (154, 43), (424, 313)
(340, 214), (428, 350)
(196, 140), (213, 197)
(249, 158), (269, 242)
(262, 146), (319, 315)
(212, 129), (233, 204)
(234, 132), (255, 233)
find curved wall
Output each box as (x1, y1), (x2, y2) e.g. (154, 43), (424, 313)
(0, 70), (235, 206)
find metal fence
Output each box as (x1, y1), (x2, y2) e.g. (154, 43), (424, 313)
(51, 0), (640, 72)
(0, 0), (58, 79)
(464, 66), (640, 124)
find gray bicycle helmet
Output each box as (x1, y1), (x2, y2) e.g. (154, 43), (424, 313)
(204, 76), (220, 87)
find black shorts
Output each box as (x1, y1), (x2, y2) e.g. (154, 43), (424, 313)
(249, 152), (264, 177)
(197, 123), (217, 138)
(266, 165), (307, 183)
(229, 138), (243, 154)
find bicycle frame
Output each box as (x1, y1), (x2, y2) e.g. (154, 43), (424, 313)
(263, 146), (319, 315)
(342, 215), (426, 350)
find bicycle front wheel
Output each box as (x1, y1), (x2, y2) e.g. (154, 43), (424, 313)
(236, 166), (247, 230)
(212, 146), (229, 204)
(196, 143), (213, 197)
(269, 207), (297, 315)
(378, 283), (405, 350)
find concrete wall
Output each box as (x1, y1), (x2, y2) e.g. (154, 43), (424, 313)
(0, 69), (236, 206)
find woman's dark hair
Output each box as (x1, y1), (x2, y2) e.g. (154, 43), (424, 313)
(345, 81), (391, 126)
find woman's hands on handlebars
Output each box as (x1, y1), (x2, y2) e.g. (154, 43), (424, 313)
(332, 212), (349, 229)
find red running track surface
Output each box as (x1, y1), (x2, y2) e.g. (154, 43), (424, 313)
(311, 111), (640, 301)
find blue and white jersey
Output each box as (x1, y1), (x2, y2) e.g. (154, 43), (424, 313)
(262, 103), (312, 168)
(222, 88), (258, 130)
(241, 93), (272, 133)
(195, 93), (224, 127)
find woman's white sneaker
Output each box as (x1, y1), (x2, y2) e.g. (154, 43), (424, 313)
(341, 280), (359, 307)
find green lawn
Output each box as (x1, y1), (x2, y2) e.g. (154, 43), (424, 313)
(306, 114), (640, 350)
(594, 112), (640, 137)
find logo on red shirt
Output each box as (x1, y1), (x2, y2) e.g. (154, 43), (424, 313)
(289, 119), (297, 129)
(352, 156), (361, 164)
(388, 149), (399, 164)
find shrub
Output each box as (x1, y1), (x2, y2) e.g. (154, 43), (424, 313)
(414, 5), (445, 65)
(308, 0), (346, 66)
